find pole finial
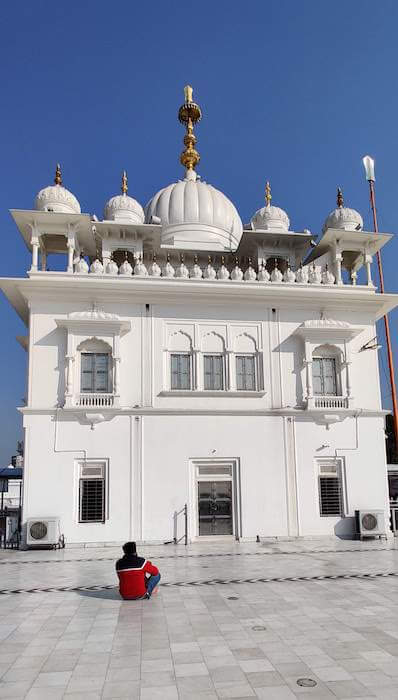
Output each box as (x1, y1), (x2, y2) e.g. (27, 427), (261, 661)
(54, 163), (62, 186)
(121, 170), (128, 194)
(337, 187), (344, 208)
(265, 181), (272, 207)
(178, 85), (202, 174)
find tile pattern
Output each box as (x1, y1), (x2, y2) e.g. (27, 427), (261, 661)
(0, 539), (398, 699)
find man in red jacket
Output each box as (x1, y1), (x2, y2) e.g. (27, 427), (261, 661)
(116, 541), (160, 600)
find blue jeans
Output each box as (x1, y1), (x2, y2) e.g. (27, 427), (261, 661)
(146, 573), (161, 596)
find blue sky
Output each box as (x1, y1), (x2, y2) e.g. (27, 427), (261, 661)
(1, 0), (398, 464)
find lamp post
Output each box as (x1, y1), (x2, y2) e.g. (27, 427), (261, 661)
(363, 155), (398, 456)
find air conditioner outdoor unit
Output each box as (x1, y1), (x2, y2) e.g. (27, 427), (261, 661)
(26, 517), (63, 548)
(355, 510), (386, 540)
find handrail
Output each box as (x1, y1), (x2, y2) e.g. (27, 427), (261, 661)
(390, 505), (398, 536)
(164, 504), (188, 545)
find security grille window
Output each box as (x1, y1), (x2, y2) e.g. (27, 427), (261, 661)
(170, 353), (191, 390)
(318, 460), (342, 517)
(313, 357), (337, 395)
(79, 463), (106, 523)
(204, 354), (224, 390)
(236, 355), (256, 391)
(81, 353), (109, 393)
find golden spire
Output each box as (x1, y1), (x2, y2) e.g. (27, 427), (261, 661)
(178, 85), (202, 172)
(121, 170), (128, 194)
(54, 163), (62, 186)
(265, 181), (272, 207)
(337, 187), (344, 208)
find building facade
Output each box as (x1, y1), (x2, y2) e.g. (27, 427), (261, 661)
(1, 88), (397, 545)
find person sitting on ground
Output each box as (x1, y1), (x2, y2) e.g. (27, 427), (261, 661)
(116, 541), (160, 600)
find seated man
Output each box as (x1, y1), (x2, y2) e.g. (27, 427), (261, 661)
(116, 541), (160, 600)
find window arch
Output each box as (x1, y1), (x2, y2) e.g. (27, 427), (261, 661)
(168, 330), (193, 390)
(77, 337), (113, 394)
(201, 332), (226, 391)
(312, 344), (342, 396)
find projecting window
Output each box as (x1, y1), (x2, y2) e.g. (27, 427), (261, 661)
(204, 354), (224, 391)
(170, 353), (191, 390)
(81, 353), (110, 393)
(79, 463), (106, 523)
(318, 460), (343, 517)
(313, 357), (337, 396)
(236, 355), (256, 391)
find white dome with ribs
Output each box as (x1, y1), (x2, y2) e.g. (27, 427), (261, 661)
(145, 170), (243, 251)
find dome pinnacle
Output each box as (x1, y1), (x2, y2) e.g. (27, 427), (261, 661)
(265, 181), (272, 207)
(337, 187), (344, 208)
(178, 85), (202, 173)
(54, 163), (62, 186)
(121, 170), (128, 195)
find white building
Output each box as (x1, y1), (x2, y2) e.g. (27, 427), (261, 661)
(1, 88), (397, 546)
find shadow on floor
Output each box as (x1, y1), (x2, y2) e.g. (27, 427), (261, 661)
(76, 588), (121, 600)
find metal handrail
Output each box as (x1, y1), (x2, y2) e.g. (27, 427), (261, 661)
(164, 504), (188, 545)
(390, 505), (398, 535)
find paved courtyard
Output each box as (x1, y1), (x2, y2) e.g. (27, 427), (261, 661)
(1, 539), (398, 699)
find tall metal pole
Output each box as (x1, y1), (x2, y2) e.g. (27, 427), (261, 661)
(364, 157), (398, 455)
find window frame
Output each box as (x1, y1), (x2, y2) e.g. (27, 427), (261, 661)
(80, 352), (111, 394)
(203, 353), (225, 391)
(236, 353), (257, 392)
(170, 352), (192, 391)
(78, 462), (107, 524)
(317, 458), (344, 518)
(312, 356), (338, 396)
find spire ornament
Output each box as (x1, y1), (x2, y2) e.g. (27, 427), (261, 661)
(54, 163), (62, 186)
(265, 181), (272, 207)
(178, 85), (202, 174)
(337, 187), (344, 208)
(121, 170), (128, 195)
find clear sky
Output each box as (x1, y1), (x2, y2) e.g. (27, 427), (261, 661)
(1, 0), (398, 465)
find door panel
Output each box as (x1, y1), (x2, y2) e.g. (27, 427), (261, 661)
(198, 481), (233, 535)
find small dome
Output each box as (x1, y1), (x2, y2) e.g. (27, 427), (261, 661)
(104, 171), (144, 224)
(250, 182), (289, 231)
(35, 164), (81, 214)
(145, 170), (243, 251)
(323, 188), (363, 233)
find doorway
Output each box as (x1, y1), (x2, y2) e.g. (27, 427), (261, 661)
(192, 460), (240, 539)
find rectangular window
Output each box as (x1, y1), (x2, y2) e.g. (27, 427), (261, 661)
(170, 353), (191, 390)
(204, 355), (224, 391)
(313, 357), (337, 395)
(318, 460), (342, 517)
(79, 463), (106, 523)
(81, 353), (109, 393)
(236, 355), (256, 391)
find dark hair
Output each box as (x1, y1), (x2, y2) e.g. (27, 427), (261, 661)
(123, 541), (137, 555)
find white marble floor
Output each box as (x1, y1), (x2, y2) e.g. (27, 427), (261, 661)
(0, 539), (398, 699)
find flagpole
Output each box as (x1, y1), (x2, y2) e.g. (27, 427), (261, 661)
(363, 155), (398, 457)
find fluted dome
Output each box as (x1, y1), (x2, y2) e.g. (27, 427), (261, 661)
(250, 182), (289, 231)
(323, 206), (363, 233)
(104, 171), (144, 224)
(145, 170), (243, 251)
(323, 188), (363, 233)
(35, 165), (80, 214)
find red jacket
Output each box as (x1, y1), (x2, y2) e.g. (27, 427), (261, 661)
(116, 554), (159, 599)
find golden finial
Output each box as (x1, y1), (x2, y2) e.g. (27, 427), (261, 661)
(178, 85), (202, 172)
(337, 187), (344, 208)
(121, 170), (128, 194)
(265, 181), (272, 207)
(54, 163), (62, 186)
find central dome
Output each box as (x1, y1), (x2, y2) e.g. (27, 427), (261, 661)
(145, 170), (243, 251)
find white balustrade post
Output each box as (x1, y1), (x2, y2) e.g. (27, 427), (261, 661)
(30, 235), (39, 272)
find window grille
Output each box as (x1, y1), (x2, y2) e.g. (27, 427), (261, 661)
(79, 463), (105, 523)
(318, 460), (342, 517)
(170, 353), (191, 390)
(198, 465), (232, 476)
(236, 355), (256, 391)
(313, 357), (337, 396)
(204, 355), (224, 390)
(81, 353), (110, 393)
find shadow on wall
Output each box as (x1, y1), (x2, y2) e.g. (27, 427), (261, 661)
(35, 327), (66, 407)
(334, 516), (356, 539)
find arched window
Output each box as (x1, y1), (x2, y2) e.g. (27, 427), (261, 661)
(312, 344), (342, 396)
(202, 332), (226, 391)
(77, 338), (113, 394)
(168, 331), (193, 390)
(235, 333), (257, 391)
